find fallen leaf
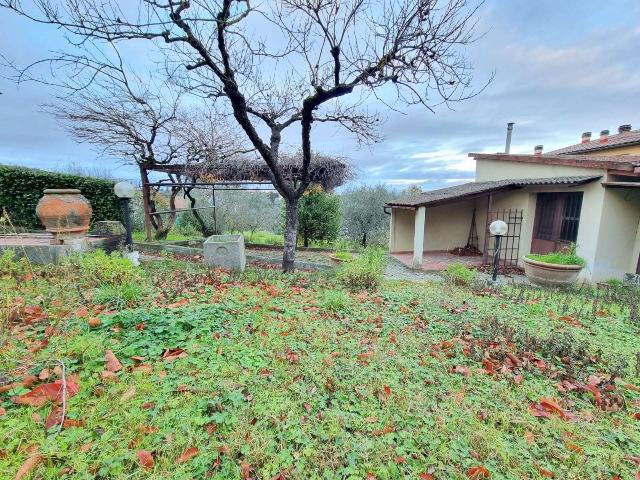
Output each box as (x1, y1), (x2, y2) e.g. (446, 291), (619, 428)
(162, 348), (187, 362)
(176, 447), (199, 463)
(104, 350), (122, 372)
(167, 298), (189, 308)
(419, 474), (435, 480)
(0, 407), (5, 416)
(538, 466), (555, 478)
(565, 442), (584, 454)
(44, 406), (64, 430)
(240, 461), (251, 479)
(75, 306), (89, 317)
(136, 450), (154, 469)
(15, 453), (42, 480)
(467, 465), (490, 478)
(120, 387), (136, 402)
(88, 317), (102, 328)
(12, 380), (80, 407)
(524, 430), (535, 444)
(451, 365), (470, 377)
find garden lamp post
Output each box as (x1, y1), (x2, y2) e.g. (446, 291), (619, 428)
(114, 181), (135, 251)
(489, 219), (508, 282)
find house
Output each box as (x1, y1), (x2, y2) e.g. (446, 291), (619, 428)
(386, 125), (640, 282)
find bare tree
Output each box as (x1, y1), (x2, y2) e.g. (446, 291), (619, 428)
(1, 0), (487, 271)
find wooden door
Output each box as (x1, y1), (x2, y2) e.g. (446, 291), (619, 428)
(531, 192), (583, 254)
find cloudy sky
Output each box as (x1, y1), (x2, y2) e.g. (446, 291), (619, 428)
(1, 0), (639, 191)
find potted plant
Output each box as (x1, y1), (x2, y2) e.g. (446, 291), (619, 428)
(522, 245), (586, 288)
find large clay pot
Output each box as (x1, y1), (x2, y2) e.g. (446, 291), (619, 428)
(36, 189), (92, 244)
(522, 256), (583, 288)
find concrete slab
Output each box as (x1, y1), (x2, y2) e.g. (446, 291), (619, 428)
(0, 233), (122, 264)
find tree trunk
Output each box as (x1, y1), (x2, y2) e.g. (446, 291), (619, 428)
(303, 236), (309, 248)
(283, 198), (299, 272)
(362, 232), (367, 247)
(185, 191), (213, 237)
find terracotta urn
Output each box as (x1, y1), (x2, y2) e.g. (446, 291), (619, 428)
(36, 189), (92, 244)
(522, 256), (583, 288)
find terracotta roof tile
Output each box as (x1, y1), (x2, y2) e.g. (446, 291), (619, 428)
(548, 129), (640, 155)
(387, 176), (601, 208)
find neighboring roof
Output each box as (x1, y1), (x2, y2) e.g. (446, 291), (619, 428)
(469, 152), (640, 172)
(548, 129), (640, 155)
(386, 176), (601, 208)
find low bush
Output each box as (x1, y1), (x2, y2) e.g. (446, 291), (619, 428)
(337, 247), (387, 290)
(70, 250), (145, 287)
(443, 262), (477, 286)
(92, 282), (146, 309)
(320, 289), (351, 313)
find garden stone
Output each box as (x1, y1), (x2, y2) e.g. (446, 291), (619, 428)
(91, 221), (126, 237)
(203, 234), (246, 271)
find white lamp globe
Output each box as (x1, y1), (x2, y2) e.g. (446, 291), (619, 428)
(489, 219), (508, 236)
(114, 181), (135, 199)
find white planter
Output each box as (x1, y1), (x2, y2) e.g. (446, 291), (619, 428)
(203, 234), (246, 271)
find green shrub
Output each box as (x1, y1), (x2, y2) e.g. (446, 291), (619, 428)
(69, 250), (145, 287)
(337, 247), (387, 290)
(333, 251), (354, 262)
(296, 188), (341, 247)
(92, 282), (146, 309)
(526, 244), (586, 267)
(443, 262), (477, 286)
(0, 164), (122, 230)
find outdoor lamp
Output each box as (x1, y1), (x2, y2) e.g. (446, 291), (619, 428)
(114, 181), (135, 250)
(489, 219), (508, 282)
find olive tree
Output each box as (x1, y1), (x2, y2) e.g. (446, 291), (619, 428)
(341, 184), (396, 247)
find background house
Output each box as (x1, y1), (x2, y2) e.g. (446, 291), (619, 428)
(386, 125), (640, 282)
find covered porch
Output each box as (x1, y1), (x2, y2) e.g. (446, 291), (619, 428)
(386, 176), (601, 271)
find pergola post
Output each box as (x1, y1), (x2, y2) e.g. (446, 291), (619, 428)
(412, 206), (426, 268)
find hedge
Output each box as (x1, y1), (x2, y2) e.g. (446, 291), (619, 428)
(0, 164), (123, 230)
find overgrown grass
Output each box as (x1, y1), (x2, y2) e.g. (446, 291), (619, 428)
(1, 252), (639, 479)
(526, 245), (587, 267)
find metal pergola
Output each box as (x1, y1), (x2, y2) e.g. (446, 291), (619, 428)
(139, 163), (276, 241)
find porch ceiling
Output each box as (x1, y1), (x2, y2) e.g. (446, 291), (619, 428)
(386, 175), (601, 209)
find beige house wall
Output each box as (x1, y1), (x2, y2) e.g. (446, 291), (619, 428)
(589, 144), (640, 156)
(389, 208), (415, 252)
(592, 188), (640, 280)
(476, 159), (606, 182)
(422, 200), (475, 251)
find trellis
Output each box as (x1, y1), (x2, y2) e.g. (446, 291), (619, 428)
(483, 208), (523, 266)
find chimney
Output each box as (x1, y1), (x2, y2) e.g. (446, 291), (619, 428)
(504, 122), (514, 153)
(599, 129), (609, 143)
(581, 132), (592, 143)
(618, 124), (632, 134)
(534, 145), (543, 155)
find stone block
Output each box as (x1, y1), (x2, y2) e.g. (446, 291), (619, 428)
(203, 234), (246, 271)
(91, 221), (126, 237)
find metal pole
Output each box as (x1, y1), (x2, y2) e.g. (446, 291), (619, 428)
(139, 164), (153, 242)
(122, 198), (133, 251)
(505, 122), (514, 154)
(212, 186), (217, 234)
(492, 235), (502, 282)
